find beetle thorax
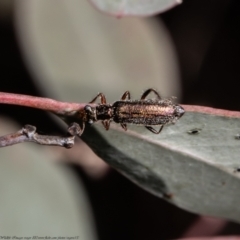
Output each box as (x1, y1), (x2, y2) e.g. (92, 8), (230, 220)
(96, 104), (113, 120)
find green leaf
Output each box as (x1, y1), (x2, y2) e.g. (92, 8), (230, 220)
(89, 0), (182, 16)
(81, 105), (240, 223)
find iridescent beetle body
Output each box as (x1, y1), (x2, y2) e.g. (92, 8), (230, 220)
(113, 99), (181, 125)
(80, 88), (185, 134)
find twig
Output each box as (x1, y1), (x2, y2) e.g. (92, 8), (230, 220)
(0, 125), (75, 148)
(183, 105), (240, 118)
(0, 92), (96, 116)
(0, 92), (93, 148)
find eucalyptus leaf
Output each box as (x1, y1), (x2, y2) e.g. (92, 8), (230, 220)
(89, 0), (182, 16)
(81, 106), (240, 223)
(0, 118), (96, 238)
(15, 0), (180, 102)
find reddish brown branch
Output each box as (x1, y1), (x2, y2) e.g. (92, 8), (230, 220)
(0, 92), (91, 116)
(1, 92), (240, 119)
(183, 105), (240, 118)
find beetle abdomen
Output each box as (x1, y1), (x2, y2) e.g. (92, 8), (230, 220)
(113, 100), (175, 125)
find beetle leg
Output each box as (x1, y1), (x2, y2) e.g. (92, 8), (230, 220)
(68, 122), (85, 136)
(89, 93), (107, 104)
(121, 123), (127, 131)
(145, 125), (163, 134)
(121, 91), (131, 100)
(141, 88), (161, 100)
(102, 120), (110, 130)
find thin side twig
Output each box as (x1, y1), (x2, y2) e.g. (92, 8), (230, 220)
(0, 125), (75, 148)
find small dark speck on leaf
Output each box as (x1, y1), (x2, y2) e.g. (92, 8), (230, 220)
(163, 192), (173, 200)
(233, 168), (240, 173)
(187, 128), (202, 135)
(235, 134), (240, 140)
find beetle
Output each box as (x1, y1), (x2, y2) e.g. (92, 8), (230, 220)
(77, 88), (185, 134)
